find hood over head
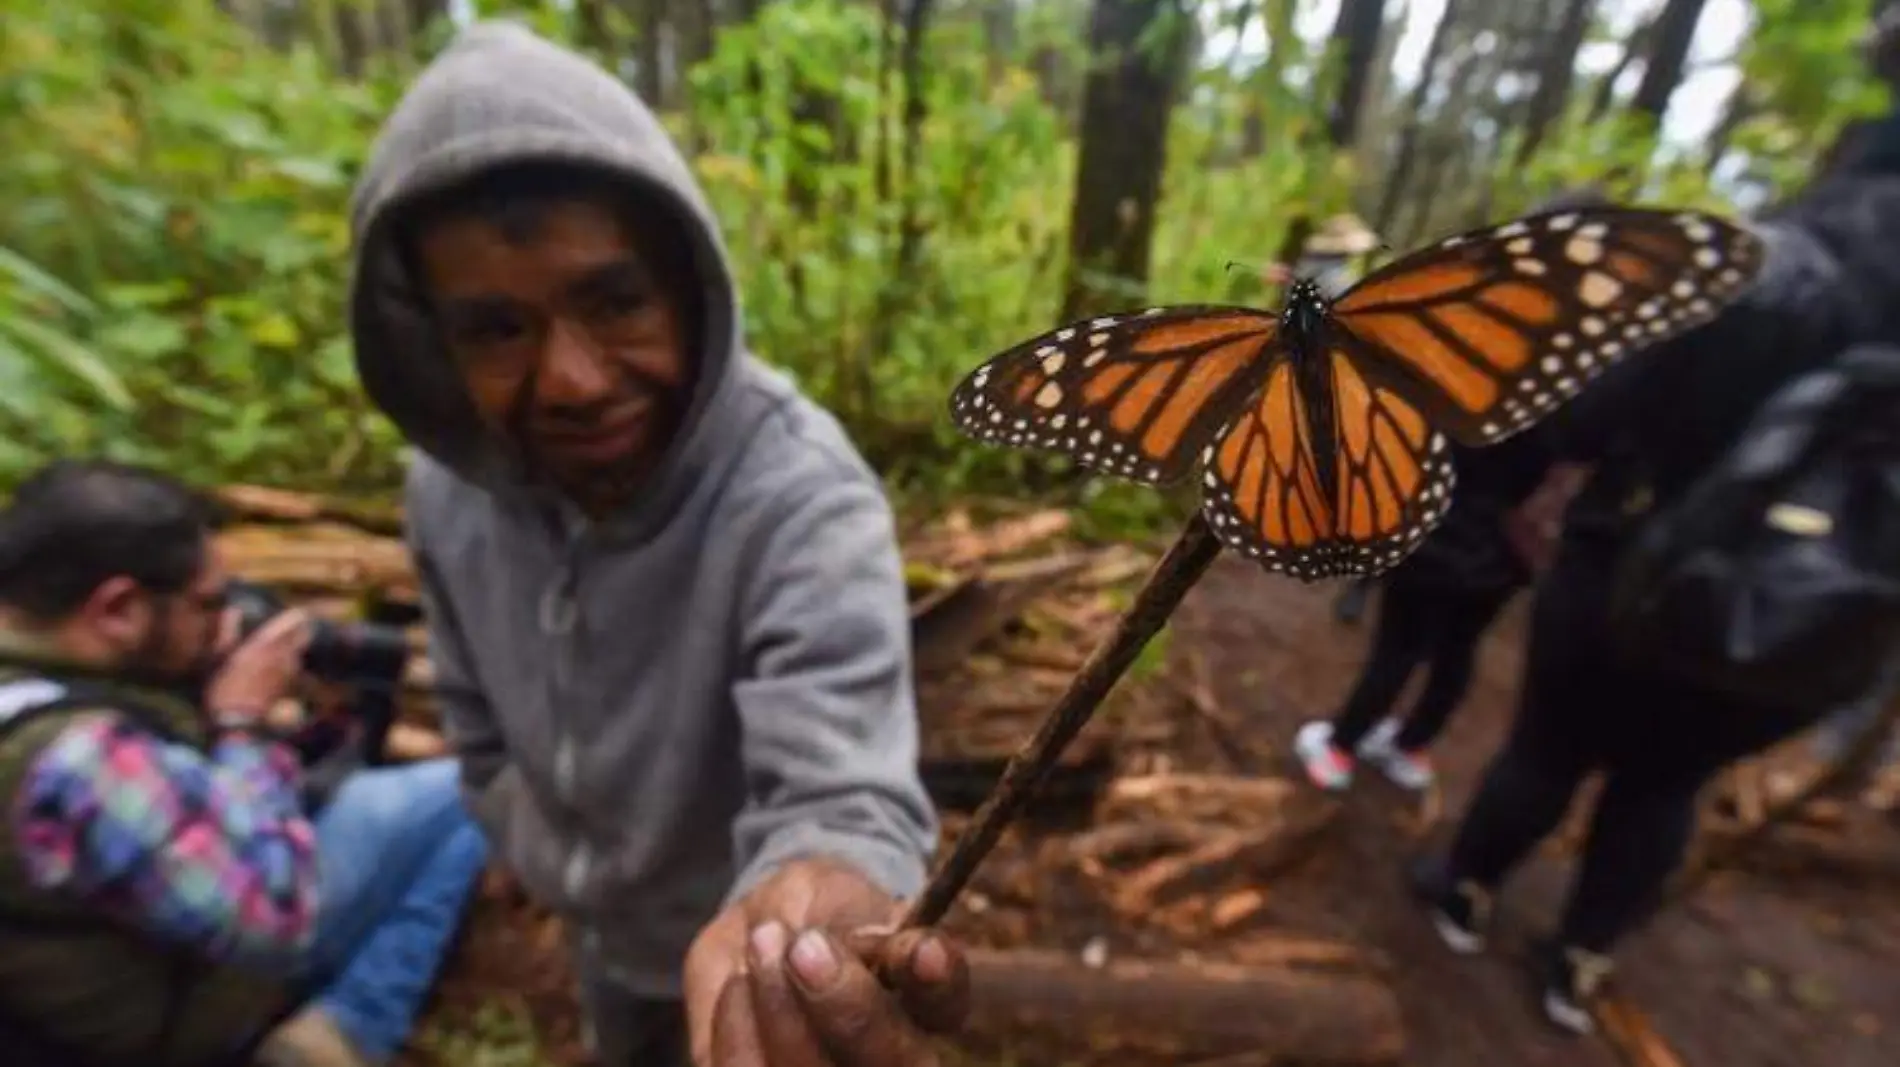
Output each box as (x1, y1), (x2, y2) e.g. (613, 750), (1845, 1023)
(348, 20), (742, 521)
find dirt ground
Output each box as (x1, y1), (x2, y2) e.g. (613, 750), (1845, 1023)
(405, 554), (1900, 1067)
(1177, 558), (1900, 1067)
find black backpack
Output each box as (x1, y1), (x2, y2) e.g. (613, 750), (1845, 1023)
(1608, 344), (1900, 713)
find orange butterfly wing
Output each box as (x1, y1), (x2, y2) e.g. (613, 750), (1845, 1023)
(1200, 352), (1456, 580)
(947, 306), (1279, 486)
(1330, 206), (1765, 446)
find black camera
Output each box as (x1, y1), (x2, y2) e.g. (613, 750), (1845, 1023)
(226, 579), (414, 687)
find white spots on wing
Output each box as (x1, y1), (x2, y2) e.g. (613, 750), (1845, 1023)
(1547, 214), (1578, 232)
(1055, 327), (1075, 342)
(1581, 316), (1606, 337)
(1087, 332), (1109, 348)
(1033, 382), (1063, 409)
(1083, 347), (1108, 367)
(1506, 237), (1534, 255)
(1050, 414), (1068, 430)
(1088, 429), (1103, 445)
(1515, 258), (1548, 277)
(1142, 307), (1164, 317)
(1565, 236), (1604, 266)
(1579, 270), (1621, 307)
(1089, 317), (1119, 331)
(1577, 222), (1608, 240)
(1677, 215), (1715, 242)
(1693, 246), (1721, 269)
(1496, 221), (1530, 238)
(1636, 299), (1662, 320)
(1672, 279), (1696, 299)
(1482, 420), (1500, 437)
(1718, 268), (1744, 288)
(1552, 333), (1573, 349)
(1040, 350), (1067, 375)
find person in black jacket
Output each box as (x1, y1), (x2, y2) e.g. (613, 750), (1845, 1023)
(1407, 132), (1900, 1035)
(1294, 188), (1608, 794)
(1294, 429), (1554, 792)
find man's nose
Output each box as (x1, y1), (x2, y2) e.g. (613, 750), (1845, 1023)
(535, 320), (616, 408)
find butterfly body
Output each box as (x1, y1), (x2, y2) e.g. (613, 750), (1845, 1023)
(949, 206), (1766, 582)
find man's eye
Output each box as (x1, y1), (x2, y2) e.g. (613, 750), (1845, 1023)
(588, 284), (652, 321)
(454, 314), (530, 346)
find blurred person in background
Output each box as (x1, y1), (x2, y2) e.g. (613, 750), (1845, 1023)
(0, 459), (487, 1067)
(1408, 93), (1900, 1036)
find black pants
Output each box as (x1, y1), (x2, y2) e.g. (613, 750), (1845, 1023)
(1330, 570), (1517, 753)
(1440, 541), (1829, 952)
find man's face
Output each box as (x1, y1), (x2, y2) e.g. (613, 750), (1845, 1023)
(91, 541), (233, 682)
(412, 198), (690, 504)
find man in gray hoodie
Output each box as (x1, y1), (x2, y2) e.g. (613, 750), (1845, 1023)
(347, 20), (966, 1067)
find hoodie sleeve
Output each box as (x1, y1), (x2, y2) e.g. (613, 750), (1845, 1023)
(724, 459), (938, 905)
(405, 460), (519, 836)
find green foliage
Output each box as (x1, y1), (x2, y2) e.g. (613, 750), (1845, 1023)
(0, 0), (1874, 536)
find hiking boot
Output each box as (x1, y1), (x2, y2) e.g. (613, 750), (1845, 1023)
(1358, 720), (1436, 792)
(1408, 855), (1491, 955)
(1536, 941), (1615, 1036)
(1294, 720), (1355, 792)
(252, 1008), (372, 1067)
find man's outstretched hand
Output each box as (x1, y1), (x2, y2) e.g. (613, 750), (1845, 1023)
(684, 858), (971, 1067)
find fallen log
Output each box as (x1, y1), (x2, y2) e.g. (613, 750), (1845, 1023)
(1113, 797), (1337, 912)
(909, 551), (1097, 675)
(214, 485), (406, 537)
(965, 947), (1403, 1065)
(1719, 821), (1900, 883)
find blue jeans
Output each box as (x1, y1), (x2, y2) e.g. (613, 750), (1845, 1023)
(296, 758), (489, 1062)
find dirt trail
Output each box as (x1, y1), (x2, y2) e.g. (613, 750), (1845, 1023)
(1176, 557), (1900, 1067)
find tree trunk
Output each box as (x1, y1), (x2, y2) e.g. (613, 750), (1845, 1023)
(1629, 0), (1711, 127)
(1371, 0), (1464, 237)
(1325, 0), (1388, 150)
(575, 0), (615, 54)
(634, 0), (669, 106)
(1515, 0), (1596, 164)
(1588, 14), (1657, 122)
(1058, 0), (1194, 321)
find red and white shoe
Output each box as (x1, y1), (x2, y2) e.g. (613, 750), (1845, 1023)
(1294, 720), (1355, 792)
(1360, 723), (1436, 791)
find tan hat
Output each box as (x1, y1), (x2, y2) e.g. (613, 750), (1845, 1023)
(1305, 213), (1380, 257)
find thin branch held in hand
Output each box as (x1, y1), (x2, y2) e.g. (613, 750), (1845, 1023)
(899, 513), (1225, 930)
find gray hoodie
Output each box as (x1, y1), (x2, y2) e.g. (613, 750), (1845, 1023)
(347, 21), (937, 997)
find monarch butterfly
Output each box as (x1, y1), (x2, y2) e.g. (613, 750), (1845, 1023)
(948, 206), (1765, 581)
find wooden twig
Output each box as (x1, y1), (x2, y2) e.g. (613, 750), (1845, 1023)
(900, 514), (1225, 929)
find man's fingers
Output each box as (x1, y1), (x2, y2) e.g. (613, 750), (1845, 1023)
(787, 929), (938, 1067)
(255, 608), (313, 649)
(743, 921), (831, 1066)
(862, 928), (970, 1035)
(708, 970), (768, 1067)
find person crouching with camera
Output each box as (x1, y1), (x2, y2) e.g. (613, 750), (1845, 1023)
(0, 459), (489, 1067)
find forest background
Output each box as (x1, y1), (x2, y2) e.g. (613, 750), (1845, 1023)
(0, 0), (1885, 532)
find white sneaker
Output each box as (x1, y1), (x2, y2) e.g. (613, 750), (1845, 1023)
(1357, 717), (1402, 756)
(1295, 720), (1355, 791)
(1358, 719), (1435, 791)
